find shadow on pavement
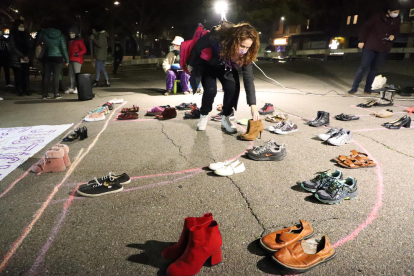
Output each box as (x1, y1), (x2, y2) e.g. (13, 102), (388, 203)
(304, 194), (324, 204)
(127, 241), (171, 275)
(102, 88), (166, 96)
(14, 99), (80, 104)
(247, 239), (267, 257)
(291, 184), (309, 194)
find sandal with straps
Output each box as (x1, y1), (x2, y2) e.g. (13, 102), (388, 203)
(335, 114), (359, 121)
(337, 155), (376, 169)
(357, 100), (377, 108)
(334, 150), (369, 163)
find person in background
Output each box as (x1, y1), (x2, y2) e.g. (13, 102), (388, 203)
(162, 36), (190, 96)
(66, 26), (86, 94)
(9, 20), (31, 96)
(188, 22), (260, 132)
(0, 29), (13, 88)
(113, 44), (123, 74)
(37, 20), (69, 99)
(348, 3), (401, 94)
(91, 26), (110, 87)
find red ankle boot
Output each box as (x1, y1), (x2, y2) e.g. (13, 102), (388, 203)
(166, 220), (222, 276)
(162, 213), (213, 261)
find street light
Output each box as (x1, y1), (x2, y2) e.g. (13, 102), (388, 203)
(114, 1), (120, 5)
(215, 1), (228, 21)
(281, 16), (285, 21)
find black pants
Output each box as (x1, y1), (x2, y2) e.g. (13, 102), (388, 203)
(0, 59), (11, 85)
(43, 62), (63, 96)
(13, 63), (30, 94)
(200, 65), (239, 116)
(352, 48), (387, 92)
(113, 59), (121, 74)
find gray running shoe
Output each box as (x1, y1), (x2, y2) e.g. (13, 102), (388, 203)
(301, 170), (343, 193)
(314, 177), (358, 204)
(247, 139), (287, 161)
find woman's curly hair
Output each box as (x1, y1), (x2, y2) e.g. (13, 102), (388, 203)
(219, 23), (259, 67)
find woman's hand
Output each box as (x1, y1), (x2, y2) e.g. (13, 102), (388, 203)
(187, 65), (193, 73)
(251, 105), (260, 121)
(389, 35), (395, 41)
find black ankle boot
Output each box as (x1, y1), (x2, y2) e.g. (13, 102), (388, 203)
(92, 80), (99, 87)
(308, 111), (323, 125)
(103, 80), (110, 87)
(309, 111), (330, 127)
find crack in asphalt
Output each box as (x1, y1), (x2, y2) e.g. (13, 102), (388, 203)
(227, 177), (266, 237)
(355, 133), (414, 159)
(160, 122), (196, 167)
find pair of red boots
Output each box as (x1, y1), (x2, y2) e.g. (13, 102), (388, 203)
(162, 213), (222, 276)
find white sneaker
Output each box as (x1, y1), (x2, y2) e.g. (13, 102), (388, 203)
(221, 115), (237, 133)
(214, 159), (245, 176)
(7, 84), (14, 88)
(64, 88), (74, 94)
(268, 121), (284, 132)
(197, 115), (209, 131)
(327, 129), (353, 146)
(209, 159), (238, 171)
(317, 128), (341, 141)
(0, 97), (3, 100)
(72, 88), (78, 94)
(109, 98), (124, 104)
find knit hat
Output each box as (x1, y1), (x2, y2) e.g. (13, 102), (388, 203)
(387, 1), (402, 11)
(69, 26), (80, 36)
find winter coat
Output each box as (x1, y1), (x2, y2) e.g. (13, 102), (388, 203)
(162, 51), (180, 73)
(37, 28), (69, 63)
(358, 13), (400, 53)
(93, 31), (109, 61)
(68, 38), (87, 64)
(0, 36), (10, 61)
(8, 31), (31, 68)
(188, 30), (257, 107)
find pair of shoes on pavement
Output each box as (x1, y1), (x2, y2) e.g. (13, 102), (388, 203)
(260, 220), (335, 273)
(64, 88), (78, 94)
(63, 126), (88, 141)
(162, 213), (222, 276)
(77, 172), (131, 197)
(118, 105), (139, 120)
(334, 150), (376, 169)
(184, 106), (201, 119)
(258, 103), (275, 115)
(85, 106), (110, 122)
(268, 120), (298, 135)
(308, 111), (329, 127)
(301, 169), (358, 204)
(265, 113), (288, 123)
(209, 159), (245, 176)
(156, 107), (177, 120)
(318, 128), (353, 146)
(176, 102), (197, 110)
(31, 144), (71, 175)
(109, 98), (123, 104)
(147, 106), (167, 116)
(246, 139), (287, 161)
(93, 80), (110, 87)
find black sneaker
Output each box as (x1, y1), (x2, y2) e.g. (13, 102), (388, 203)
(42, 94), (51, 99)
(54, 94), (62, 99)
(87, 172), (131, 185)
(77, 172), (130, 197)
(176, 102), (197, 110)
(246, 139), (287, 161)
(92, 81), (99, 87)
(348, 89), (357, 94)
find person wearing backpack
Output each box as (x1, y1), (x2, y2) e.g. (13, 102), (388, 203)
(162, 36), (190, 96)
(65, 26), (86, 94)
(37, 20), (69, 99)
(187, 22), (260, 132)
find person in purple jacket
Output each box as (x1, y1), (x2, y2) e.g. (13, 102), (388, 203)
(348, 3), (401, 94)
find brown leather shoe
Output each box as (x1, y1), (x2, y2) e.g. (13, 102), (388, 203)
(260, 219), (313, 252)
(157, 107), (177, 120)
(272, 235), (336, 272)
(239, 119), (264, 140)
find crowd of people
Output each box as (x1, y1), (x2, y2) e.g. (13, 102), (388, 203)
(0, 19), (120, 99)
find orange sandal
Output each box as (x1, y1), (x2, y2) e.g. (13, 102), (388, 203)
(334, 150), (369, 162)
(337, 155), (376, 169)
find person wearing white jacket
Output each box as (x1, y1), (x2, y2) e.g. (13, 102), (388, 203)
(162, 36), (190, 96)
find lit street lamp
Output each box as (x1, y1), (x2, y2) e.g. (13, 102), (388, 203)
(281, 16), (285, 21)
(114, 1), (120, 5)
(215, 1), (228, 21)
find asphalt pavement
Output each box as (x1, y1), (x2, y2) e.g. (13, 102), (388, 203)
(0, 59), (413, 276)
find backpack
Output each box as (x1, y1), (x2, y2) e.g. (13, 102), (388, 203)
(180, 24), (212, 74)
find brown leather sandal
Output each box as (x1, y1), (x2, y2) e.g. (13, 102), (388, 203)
(334, 150), (369, 162)
(337, 155), (376, 169)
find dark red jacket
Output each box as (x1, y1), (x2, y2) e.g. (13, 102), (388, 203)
(358, 13), (400, 53)
(68, 39), (87, 64)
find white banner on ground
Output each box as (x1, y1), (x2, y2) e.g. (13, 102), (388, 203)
(0, 124), (73, 181)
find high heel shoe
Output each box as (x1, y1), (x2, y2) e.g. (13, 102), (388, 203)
(79, 127), (88, 140)
(239, 119), (264, 140)
(166, 220), (222, 276)
(83, 127), (88, 138)
(385, 116), (411, 129)
(63, 129), (80, 142)
(382, 115), (407, 127)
